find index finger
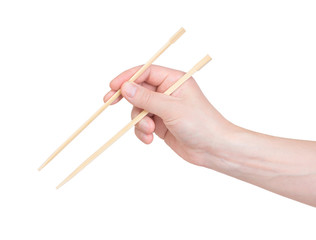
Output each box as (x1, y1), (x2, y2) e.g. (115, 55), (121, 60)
(109, 65), (185, 92)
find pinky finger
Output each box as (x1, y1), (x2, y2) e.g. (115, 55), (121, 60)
(135, 128), (154, 144)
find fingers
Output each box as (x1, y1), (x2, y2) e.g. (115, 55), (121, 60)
(104, 64), (189, 106)
(103, 90), (123, 104)
(121, 82), (180, 120)
(109, 65), (147, 91)
(109, 65), (185, 92)
(141, 82), (157, 92)
(134, 128), (153, 144)
(103, 81), (155, 105)
(153, 115), (168, 139)
(131, 107), (155, 135)
(131, 107), (155, 144)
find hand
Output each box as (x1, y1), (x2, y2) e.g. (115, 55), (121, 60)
(103, 65), (236, 167)
(104, 65), (316, 207)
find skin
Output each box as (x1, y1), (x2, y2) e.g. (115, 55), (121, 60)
(104, 65), (316, 207)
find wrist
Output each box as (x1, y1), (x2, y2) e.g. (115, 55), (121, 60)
(203, 125), (293, 182)
(201, 124), (277, 179)
(199, 121), (243, 171)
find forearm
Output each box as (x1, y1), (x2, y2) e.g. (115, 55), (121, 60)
(206, 126), (316, 207)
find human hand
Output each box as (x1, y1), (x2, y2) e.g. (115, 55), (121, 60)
(103, 65), (236, 167)
(104, 65), (316, 207)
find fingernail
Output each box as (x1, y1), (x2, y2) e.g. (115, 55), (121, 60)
(124, 82), (137, 98)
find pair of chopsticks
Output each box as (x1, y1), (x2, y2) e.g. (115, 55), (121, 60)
(39, 27), (212, 189)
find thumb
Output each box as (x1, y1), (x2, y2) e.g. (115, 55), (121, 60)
(121, 82), (177, 119)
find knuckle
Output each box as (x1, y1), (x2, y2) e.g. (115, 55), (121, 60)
(142, 91), (152, 108)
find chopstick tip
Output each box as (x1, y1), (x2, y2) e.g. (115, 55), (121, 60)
(38, 157), (53, 171)
(56, 182), (64, 190)
(56, 176), (70, 189)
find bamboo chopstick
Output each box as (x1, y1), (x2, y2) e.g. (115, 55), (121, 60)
(38, 27), (185, 171)
(56, 55), (212, 189)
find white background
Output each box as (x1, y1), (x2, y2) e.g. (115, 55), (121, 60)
(0, 0), (315, 239)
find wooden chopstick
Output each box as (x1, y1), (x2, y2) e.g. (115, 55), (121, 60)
(38, 27), (185, 171)
(56, 55), (212, 189)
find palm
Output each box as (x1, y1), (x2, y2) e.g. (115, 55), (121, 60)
(104, 65), (222, 166)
